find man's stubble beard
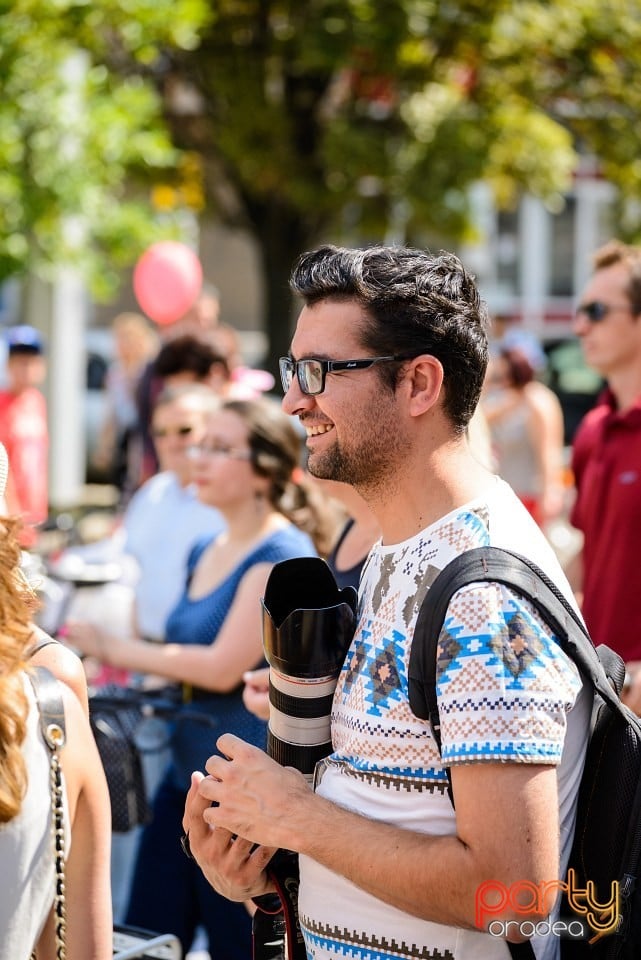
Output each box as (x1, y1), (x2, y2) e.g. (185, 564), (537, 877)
(307, 410), (409, 499)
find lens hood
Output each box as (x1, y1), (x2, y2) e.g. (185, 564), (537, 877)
(261, 557), (358, 679)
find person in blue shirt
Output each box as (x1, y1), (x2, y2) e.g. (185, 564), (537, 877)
(67, 396), (321, 959)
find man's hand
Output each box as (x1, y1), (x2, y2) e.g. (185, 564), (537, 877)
(198, 733), (314, 849)
(182, 770), (277, 902)
(185, 735), (561, 931)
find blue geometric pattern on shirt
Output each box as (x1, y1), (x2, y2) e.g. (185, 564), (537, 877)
(433, 588), (572, 766)
(441, 737), (564, 764)
(436, 594), (558, 692)
(489, 609), (546, 679)
(328, 753), (449, 787)
(341, 624), (407, 716)
(301, 917), (455, 960)
(454, 506), (490, 544)
(340, 642), (367, 697)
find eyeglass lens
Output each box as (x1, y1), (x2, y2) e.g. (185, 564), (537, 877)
(299, 360), (323, 394)
(279, 358), (293, 393)
(279, 358), (324, 395)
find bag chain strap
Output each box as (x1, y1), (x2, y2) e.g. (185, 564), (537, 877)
(30, 696), (67, 960)
(49, 736), (67, 960)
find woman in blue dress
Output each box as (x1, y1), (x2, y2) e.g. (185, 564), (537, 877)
(67, 397), (320, 959)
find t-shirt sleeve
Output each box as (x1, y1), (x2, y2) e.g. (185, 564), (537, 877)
(436, 581), (583, 766)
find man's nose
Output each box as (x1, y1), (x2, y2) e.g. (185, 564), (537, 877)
(281, 377), (315, 416)
(572, 312), (589, 338)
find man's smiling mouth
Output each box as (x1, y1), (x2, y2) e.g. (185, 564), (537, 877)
(305, 423), (334, 437)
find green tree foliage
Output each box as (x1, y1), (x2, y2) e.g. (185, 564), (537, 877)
(3, 1), (641, 362)
(154, 0), (641, 364)
(0, 0), (208, 297)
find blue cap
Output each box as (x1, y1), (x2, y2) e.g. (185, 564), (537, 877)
(6, 325), (44, 355)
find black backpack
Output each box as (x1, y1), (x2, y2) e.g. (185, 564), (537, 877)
(408, 546), (641, 960)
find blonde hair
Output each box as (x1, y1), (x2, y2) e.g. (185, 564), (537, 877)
(0, 517), (34, 823)
(592, 240), (641, 315)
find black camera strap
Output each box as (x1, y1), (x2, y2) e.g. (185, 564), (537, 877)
(252, 850), (307, 960)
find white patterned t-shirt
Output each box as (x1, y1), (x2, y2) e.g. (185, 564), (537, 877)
(298, 478), (590, 960)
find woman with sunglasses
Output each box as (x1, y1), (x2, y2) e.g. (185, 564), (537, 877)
(66, 397), (323, 960)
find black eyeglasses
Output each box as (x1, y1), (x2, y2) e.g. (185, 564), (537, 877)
(279, 355), (409, 396)
(151, 425), (194, 440)
(575, 301), (633, 324)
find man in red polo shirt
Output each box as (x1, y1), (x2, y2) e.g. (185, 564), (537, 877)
(570, 240), (641, 712)
(0, 325), (48, 545)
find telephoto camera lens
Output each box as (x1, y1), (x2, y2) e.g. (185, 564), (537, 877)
(261, 557), (358, 782)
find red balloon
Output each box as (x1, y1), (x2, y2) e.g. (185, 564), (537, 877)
(133, 241), (203, 326)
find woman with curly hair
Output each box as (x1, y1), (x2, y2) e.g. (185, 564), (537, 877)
(0, 443), (112, 959)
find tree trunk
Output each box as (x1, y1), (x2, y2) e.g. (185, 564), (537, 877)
(251, 198), (315, 379)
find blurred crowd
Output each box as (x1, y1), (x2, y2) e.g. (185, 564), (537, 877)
(3, 236), (641, 958)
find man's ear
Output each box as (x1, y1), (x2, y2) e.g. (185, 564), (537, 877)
(404, 355), (444, 417)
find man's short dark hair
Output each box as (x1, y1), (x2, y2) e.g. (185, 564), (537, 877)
(289, 245), (489, 431)
(153, 335), (230, 380)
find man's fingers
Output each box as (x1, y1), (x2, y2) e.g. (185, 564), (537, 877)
(183, 771), (215, 837)
(248, 843), (279, 871)
(197, 773), (222, 805)
(215, 732), (255, 760)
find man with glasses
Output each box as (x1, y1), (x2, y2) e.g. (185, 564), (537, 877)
(184, 244), (589, 960)
(570, 239), (641, 713)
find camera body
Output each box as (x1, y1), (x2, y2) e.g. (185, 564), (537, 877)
(261, 557), (358, 782)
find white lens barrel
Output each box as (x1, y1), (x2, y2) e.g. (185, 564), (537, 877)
(267, 668), (340, 782)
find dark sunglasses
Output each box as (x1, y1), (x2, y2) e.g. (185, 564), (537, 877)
(575, 301), (632, 324)
(151, 425), (195, 439)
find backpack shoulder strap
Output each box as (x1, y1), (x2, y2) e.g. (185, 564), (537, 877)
(408, 546), (608, 960)
(408, 546), (627, 752)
